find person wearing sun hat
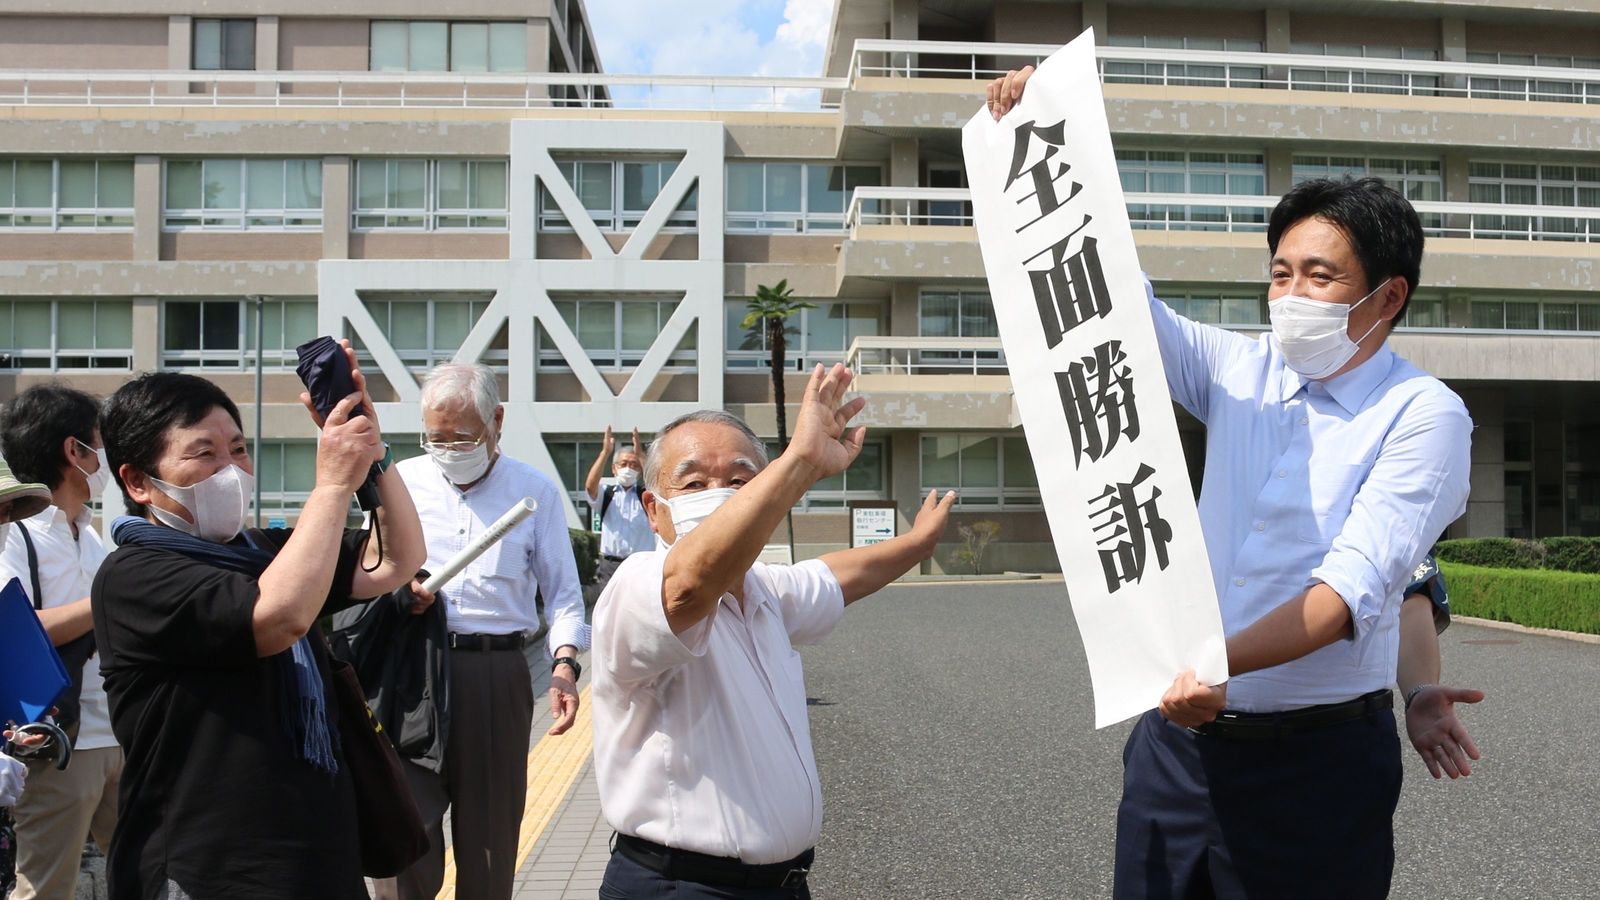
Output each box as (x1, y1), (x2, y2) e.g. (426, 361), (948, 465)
(0, 460), (51, 539)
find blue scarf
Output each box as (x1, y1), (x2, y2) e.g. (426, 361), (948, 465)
(111, 516), (339, 777)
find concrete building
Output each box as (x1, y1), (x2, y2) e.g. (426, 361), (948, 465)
(2, 0), (1597, 571)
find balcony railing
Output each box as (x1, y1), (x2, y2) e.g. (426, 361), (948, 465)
(7, 40), (1600, 112)
(0, 69), (846, 111)
(845, 336), (1007, 376)
(850, 39), (1600, 105)
(847, 186), (1600, 243)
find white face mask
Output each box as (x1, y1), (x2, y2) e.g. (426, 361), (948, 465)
(148, 464), (253, 543)
(615, 467), (640, 488)
(0, 522), (10, 553)
(427, 442), (492, 485)
(73, 440), (111, 496)
(1268, 278), (1391, 380)
(654, 487), (738, 549)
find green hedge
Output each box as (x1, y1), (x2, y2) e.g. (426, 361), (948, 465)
(1436, 536), (1600, 574)
(1438, 561), (1600, 635)
(569, 528), (599, 586)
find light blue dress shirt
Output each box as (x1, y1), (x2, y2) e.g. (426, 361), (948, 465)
(1147, 282), (1473, 712)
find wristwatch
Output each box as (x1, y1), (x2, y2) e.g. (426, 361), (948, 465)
(1404, 683), (1436, 710)
(375, 441), (395, 474)
(552, 655), (582, 682)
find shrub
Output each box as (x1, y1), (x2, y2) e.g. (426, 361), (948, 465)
(952, 520), (1002, 574)
(569, 528), (599, 586)
(1435, 538), (1546, 570)
(1438, 562), (1600, 635)
(1540, 537), (1600, 574)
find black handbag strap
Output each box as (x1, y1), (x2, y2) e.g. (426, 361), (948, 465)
(16, 519), (42, 612)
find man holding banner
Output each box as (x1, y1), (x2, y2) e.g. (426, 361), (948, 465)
(978, 45), (1472, 900)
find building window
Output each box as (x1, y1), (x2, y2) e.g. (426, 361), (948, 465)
(164, 159), (323, 230)
(370, 21), (527, 73)
(1469, 297), (1600, 331)
(725, 300), (882, 370)
(726, 163), (881, 233)
(193, 19), (256, 71)
(162, 298), (317, 369)
(1288, 43), (1439, 95)
(545, 436), (607, 525)
(539, 297), (695, 370)
(354, 159), (508, 231)
(794, 440), (886, 510)
(256, 441), (317, 518)
(356, 294), (508, 371)
(918, 289), (1002, 367)
(1104, 35), (1264, 88)
(1469, 162), (1600, 241)
(921, 435), (1039, 509)
(1117, 150), (1267, 231)
(537, 159), (698, 231)
(0, 299), (133, 371)
(1396, 295), (1447, 328)
(1467, 51), (1600, 104)
(1157, 288), (1269, 326)
(0, 159), (133, 230)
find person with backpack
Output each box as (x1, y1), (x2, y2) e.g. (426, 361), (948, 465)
(584, 425), (650, 604)
(0, 384), (120, 900)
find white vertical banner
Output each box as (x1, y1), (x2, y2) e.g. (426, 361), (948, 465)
(961, 29), (1228, 727)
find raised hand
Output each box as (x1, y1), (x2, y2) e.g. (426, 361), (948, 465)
(313, 392), (381, 494)
(911, 488), (958, 556)
(786, 363), (867, 481)
(1406, 685), (1485, 779)
(602, 425), (615, 451)
(986, 65), (1036, 120)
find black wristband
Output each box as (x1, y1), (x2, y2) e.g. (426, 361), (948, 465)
(552, 655), (582, 682)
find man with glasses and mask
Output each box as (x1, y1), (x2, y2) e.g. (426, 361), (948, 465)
(386, 362), (587, 900)
(583, 425), (649, 604)
(0, 384), (122, 900)
(988, 69), (1474, 899)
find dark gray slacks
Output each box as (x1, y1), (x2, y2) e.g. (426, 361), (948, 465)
(394, 646), (534, 900)
(583, 554), (626, 606)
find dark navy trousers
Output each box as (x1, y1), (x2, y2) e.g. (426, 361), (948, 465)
(1114, 708), (1403, 900)
(599, 849), (812, 900)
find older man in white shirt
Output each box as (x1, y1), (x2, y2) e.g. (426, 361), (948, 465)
(388, 363), (588, 900)
(592, 363), (955, 898)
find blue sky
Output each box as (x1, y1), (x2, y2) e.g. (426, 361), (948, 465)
(581, 0), (833, 78)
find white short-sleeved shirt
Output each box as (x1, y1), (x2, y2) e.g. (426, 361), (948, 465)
(591, 550), (845, 864)
(592, 485), (653, 559)
(0, 504), (116, 750)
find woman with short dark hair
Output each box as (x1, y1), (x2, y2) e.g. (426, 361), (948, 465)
(91, 343), (426, 900)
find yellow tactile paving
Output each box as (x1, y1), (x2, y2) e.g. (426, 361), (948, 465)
(435, 686), (595, 900)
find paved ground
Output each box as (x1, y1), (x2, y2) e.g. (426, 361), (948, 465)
(800, 580), (1600, 900)
(512, 579), (1600, 898)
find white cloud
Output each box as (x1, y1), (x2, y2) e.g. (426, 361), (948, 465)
(584, 0), (830, 78)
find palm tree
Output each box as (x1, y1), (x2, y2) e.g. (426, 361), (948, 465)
(742, 280), (814, 559)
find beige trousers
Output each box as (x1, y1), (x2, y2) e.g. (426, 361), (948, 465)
(10, 746), (122, 900)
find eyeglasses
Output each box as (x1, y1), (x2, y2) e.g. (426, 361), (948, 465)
(420, 434), (488, 454)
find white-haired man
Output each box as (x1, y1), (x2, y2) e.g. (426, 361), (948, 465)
(388, 363), (588, 900)
(593, 364), (956, 898)
(582, 425), (648, 603)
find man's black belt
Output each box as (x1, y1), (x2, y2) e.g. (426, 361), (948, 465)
(614, 833), (812, 889)
(446, 631), (525, 652)
(1192, 688), (1392, 742)
(602, 553), (628, 562)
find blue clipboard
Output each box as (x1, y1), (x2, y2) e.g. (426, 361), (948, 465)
(0, 575), (70, 727)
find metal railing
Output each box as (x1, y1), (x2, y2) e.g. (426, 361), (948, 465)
(6, 42), (1600, 111)
(845, 335), (1007, 376)
(0, 69), (847, 111)
(850, 39), (1600, 104)
(847, 186), (1600, 243)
